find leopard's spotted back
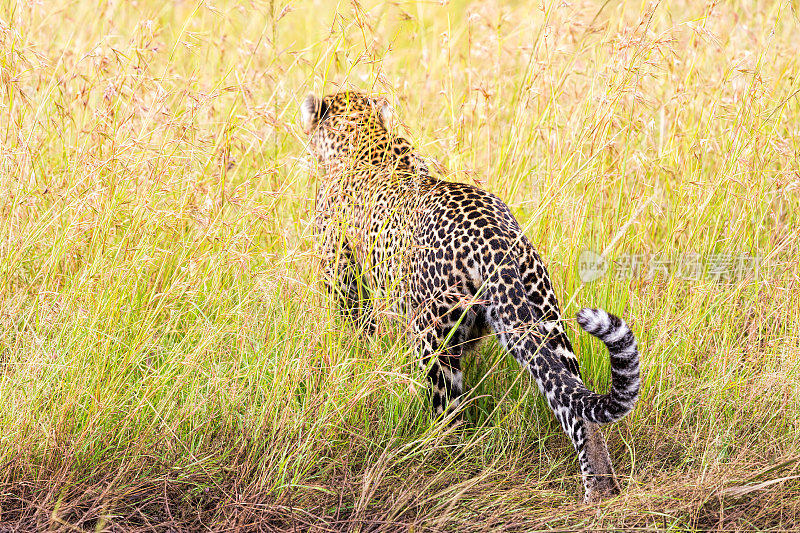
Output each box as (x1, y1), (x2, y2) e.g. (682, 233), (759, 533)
(301, 90), (640, 502)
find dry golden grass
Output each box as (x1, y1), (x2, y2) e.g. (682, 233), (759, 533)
(1, 0), (799, 530)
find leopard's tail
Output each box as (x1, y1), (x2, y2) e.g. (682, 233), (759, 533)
(512, 307), (640, 425)
(482, 268), (639, 425)
(571, 308), (640, 423)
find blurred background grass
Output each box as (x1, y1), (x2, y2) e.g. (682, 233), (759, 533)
(1, 0), (798, 530)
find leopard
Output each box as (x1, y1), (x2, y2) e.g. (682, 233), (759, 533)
(300, 90), (640, 502)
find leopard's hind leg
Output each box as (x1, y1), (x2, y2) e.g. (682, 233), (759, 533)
(516, 241), (621, 501)
(409, 303), (478, 417)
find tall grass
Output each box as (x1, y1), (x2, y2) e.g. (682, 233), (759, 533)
(1, 0), (798, 530)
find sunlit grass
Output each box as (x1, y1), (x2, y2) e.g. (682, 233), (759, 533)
(1, 0), (798, 530)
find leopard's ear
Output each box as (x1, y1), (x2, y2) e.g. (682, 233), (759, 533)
(300, 94), (328, 133)
(376, 99), (395, 130)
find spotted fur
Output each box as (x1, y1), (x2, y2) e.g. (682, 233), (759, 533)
(301, 90), (640, 501)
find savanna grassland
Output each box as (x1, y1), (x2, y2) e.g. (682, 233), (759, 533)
(1, 0), (799, 530)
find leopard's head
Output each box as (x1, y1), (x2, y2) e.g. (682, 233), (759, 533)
(300, 91), (422, 170)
